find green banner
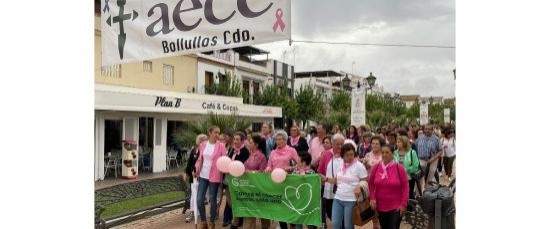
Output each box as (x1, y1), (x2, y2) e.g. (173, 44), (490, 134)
(227, 173), (322, 227)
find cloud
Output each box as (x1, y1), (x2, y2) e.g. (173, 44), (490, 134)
(256, 0), (455, 98)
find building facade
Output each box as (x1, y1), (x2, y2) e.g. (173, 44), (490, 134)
(94, 15), (282, 181)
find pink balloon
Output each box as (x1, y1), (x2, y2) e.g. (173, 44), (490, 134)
(228, 161), (245, 177)
(271, 168), (287, 183)
(216, 156), (232, 173)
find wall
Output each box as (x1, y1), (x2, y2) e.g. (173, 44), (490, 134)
(95, 16), (198, 93)
(197, 60), (235, 94)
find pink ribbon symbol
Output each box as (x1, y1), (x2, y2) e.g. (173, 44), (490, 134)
(272, 8), (285, 32)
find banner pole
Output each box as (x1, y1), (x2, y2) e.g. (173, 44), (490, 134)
(289, 0), (292, 46)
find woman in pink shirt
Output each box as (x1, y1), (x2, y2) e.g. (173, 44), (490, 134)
(264, 130), (299, 229)
(264, 130), (299, 173)
(368, 145), (409, 229)
(194, 126), (226, 229)
(242, 134), (270, 229)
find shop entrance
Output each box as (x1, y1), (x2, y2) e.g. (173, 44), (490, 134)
(104, 119), (122, 157)
(167, 121), (188, 168)
(104, 119), (122, 178)
(139, 117), (154, 172)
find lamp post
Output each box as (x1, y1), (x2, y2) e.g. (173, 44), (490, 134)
(342, 74), (351, 89)
(364, 72), (377, 125)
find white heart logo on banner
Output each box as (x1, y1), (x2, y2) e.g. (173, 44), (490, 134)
(282, 183), (313, 214)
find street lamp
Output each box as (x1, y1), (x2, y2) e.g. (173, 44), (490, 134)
(366, 72), (377, 89)
(342, 75), (351, 88)
(364, 72), (378, 125)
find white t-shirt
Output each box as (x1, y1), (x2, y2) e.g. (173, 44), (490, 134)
(323, 157), (344, 199)
(442, 138), (456, 157)
(199, 143), (216, 179)
(334, 161), (369, 202)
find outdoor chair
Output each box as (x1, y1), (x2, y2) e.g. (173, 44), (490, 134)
(104, 155), (118, 178)
(166, 150), (178, 170)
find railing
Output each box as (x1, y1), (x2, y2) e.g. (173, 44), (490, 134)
(209, 52), (232, 62)
(238, 55), (267, 67)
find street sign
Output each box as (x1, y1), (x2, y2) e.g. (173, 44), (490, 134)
(444, 108), (451, 124)
(420, 103), (429, 125)
(351, 88), (366, 127)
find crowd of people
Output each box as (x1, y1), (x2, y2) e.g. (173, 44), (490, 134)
(183, 122), (456, 229)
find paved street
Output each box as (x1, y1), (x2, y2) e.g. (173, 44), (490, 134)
(112, 200), (414, 229)
(109, 164), (454, 229)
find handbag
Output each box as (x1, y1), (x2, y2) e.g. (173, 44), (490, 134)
(409, 150), (424, 181)
(352, 182), (376, 226)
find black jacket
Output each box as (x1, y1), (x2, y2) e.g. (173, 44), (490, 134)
(227, 146), (250, 163)
(287, 137), (309, 153)
(185, 147), (199, 179)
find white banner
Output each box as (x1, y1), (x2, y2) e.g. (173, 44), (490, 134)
(351, 88), (366, 127)
(420, 103), (429, 125)
(444, 108), (451, 124)
(101, 0), (291, 66)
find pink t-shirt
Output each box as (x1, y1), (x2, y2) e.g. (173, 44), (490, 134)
(368, 163), (409, 212)
(267, 145), (299, 170)
(316, 149), (334, 176)
(308, 136), (323, 162)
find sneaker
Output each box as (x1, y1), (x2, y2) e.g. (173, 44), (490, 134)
(185, 212), (193, 222)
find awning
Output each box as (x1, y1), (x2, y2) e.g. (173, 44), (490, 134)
(95, 84), (282, 118)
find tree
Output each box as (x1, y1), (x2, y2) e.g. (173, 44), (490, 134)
(172, 112), (252, 148)
(294, 85), (324, 129)
(205, 70), (242, 97)
(330, 90), (351, 113)
(253, 79), (297, 131)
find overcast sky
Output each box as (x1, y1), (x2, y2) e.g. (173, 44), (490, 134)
(256, 0), (455, 98)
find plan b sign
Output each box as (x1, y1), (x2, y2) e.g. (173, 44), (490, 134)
(101, 0), (291, 66)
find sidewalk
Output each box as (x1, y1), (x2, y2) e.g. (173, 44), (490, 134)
(109, 166), (454, 228)
(111, 196), (414, 229)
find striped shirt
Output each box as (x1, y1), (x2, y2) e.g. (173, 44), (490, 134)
(415, 135), (443, 160)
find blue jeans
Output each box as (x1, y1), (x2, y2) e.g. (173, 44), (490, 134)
(198, 177), (220, 223)
(331, 199), (355, 229)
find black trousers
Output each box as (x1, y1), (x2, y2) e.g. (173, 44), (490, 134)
(324, 198), (334, 221)
(407, 179), (415, 211)
(443, 155), (455, 177)
(378, 209), (402, 229)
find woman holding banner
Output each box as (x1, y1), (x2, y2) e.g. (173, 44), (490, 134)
(326, 143), (369, 229)
(242, 134), (270, 229)
(194, 126), (226, 229)
(264, 130), (300, 229)
(227, 132), (250, 229)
